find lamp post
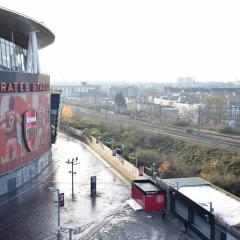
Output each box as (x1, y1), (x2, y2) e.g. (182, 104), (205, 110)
(152, 162), (156, 177)
(198, 105), (201, 136)
(134, 97), (137, 127)
(135, 153), (138, 168)
(111, 138), (114, 150)
(207, 202), (213, 213)
(121, 144), (125, 158)
(49, 186), (60, 237)
(105, 99), (108, 127)
(66, 157), (79, 200)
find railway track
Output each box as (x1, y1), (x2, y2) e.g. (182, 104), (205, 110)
(71, 106), (240, 150)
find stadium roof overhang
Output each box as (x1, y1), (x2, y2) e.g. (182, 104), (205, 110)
(0, 7), (55, 49)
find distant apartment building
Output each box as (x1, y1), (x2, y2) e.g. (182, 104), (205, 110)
(52, 82), (101, 99)
(109, 86), (138, 99)
(153, 97), (179, 106)
(224, 100), (240, 126)
(177, 77), (195, 88)
(153, 97), (199, 121)
(165, 86), (240, 98)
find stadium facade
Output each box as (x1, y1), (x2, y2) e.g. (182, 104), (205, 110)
(0, 7), (56, 195)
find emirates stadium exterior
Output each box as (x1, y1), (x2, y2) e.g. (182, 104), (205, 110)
(0, 7), (57, 195)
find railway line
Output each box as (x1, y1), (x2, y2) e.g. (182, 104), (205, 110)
(71, 105), (240, 150)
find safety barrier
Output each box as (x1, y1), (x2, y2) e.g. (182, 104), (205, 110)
(86, 137), (148, 182)
(60, 126), (148, 182)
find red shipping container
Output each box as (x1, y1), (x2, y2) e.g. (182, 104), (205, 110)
(131, 179), (166, 212)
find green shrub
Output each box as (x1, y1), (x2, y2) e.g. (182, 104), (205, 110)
(174, 120), (190, 127)
(186, 128), (194, 133)
(218, 126), (240, 135)
(66, 117), (240, 197)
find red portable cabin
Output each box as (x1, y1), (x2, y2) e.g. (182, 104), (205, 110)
(131, 179), (166, 212)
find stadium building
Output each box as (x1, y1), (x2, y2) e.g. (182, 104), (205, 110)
(0, 7), (59, 195)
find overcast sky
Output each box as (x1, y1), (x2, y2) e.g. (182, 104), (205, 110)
(1, 0), (240, 83)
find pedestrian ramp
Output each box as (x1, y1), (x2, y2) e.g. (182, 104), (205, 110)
(127, 199), (143, 211)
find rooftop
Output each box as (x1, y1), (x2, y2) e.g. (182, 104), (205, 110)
(0, 6), (54, 49)
(162, 177), (240, 227)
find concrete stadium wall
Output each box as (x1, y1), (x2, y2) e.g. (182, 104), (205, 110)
(0, 150), (51, 196)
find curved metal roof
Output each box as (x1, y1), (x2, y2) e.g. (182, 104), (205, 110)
(0, 7), (55, 49)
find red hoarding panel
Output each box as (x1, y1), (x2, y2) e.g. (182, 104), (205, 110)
(144, 192), (166, 212)
(132, 181), (166, 212)
(132, 183), (145, 209)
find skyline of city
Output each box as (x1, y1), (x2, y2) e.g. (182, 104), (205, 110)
(1, 0), (240, 83)
(0, 4), (240, 239)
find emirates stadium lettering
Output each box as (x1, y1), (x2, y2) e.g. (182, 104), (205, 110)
(0, 82), (50, 93)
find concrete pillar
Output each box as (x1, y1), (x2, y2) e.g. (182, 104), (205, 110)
(26, 31), (40, 74)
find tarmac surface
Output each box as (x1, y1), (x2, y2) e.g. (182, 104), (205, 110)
(0, 133), (198, 240)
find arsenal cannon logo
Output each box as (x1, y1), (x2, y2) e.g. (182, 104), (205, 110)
(24, 109), (38, 151)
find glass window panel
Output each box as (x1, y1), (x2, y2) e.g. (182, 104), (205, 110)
(1, 41), (7, 68)
(0, 38), (29, 72)
(21, 53), (25, 71)
(15, 46), (21, 71)
(18, 53), (23, 71)
(9, 43), (15, 69)
(5, 42), (11, 69)
(23, 55), (27, 71)
(9, 44), (15, 70)
(0, 42), (2, 66)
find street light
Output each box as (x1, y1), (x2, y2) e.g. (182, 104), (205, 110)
(121, 144), (126, 158)
(198, 105), (201, 136)
(66, 157), (79, 200)
(152, 162), (157, 177)
(111, 138), (114, 150)
(169, 182), (179, 190)
(135, 153), (138, 168)
(49, 186), (60, 237)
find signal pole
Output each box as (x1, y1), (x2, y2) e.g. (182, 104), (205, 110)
(134, 97), (137, 127)
(105, 99), (108, 127)
(135, 153), (138, 168)
(159, 105), (162, 126)
(198, 105), (201, 136)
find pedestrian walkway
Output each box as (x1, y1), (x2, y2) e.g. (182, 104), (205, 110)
(52, 134), (198, 240)
(0, 133), (198, 240)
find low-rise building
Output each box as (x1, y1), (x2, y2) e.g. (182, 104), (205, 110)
(158, 177), (240, 240)
(109, 85), (138, 99)
(52, 82), (101, 99)
(224, 100), (240, 126)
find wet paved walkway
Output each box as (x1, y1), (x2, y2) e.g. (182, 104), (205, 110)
(0, 133), (197, 240)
